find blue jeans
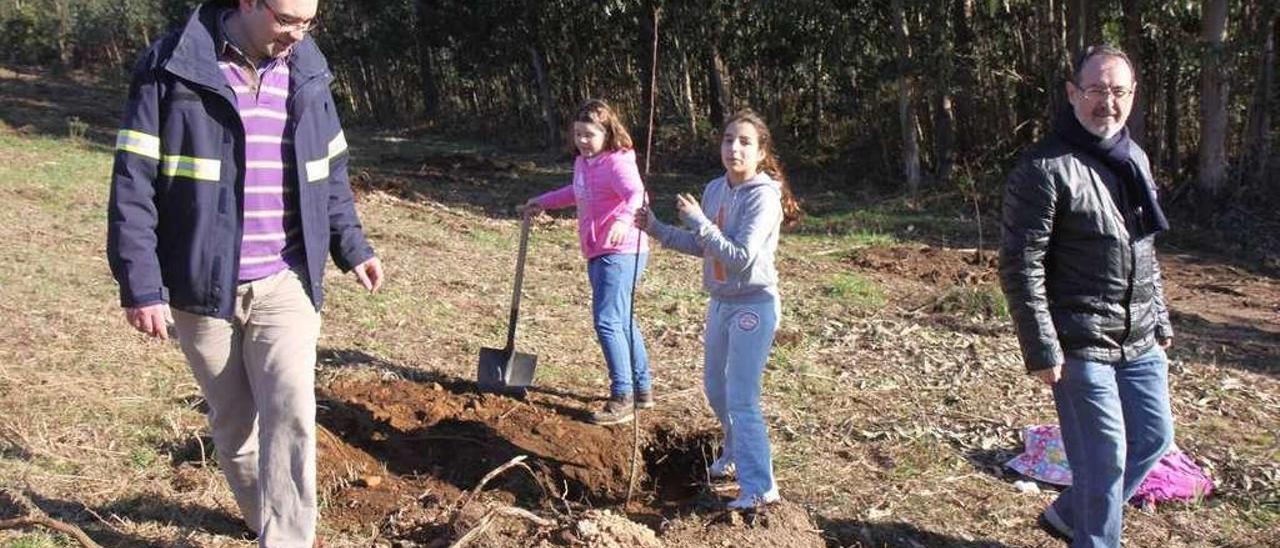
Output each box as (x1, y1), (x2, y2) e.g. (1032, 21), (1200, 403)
(704, 297), (779, 497)
(1050, 346), (1175, 548)
(588, 253), (651, 397)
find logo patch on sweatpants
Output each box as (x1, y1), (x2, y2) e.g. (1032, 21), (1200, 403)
(737, 311), (760, 332)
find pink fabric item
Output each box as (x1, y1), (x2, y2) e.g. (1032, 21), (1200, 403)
(1130, 450), (1215, 507)
(535, 149), (649, 259)
(1007, 424), (1216, 507)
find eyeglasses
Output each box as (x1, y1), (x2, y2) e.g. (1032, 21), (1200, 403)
(1075, 84), (1134, 100)
(259, 0), (318, 33)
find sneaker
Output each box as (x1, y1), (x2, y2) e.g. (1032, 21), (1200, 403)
(728, 486), (780, 510)
(1037, 506), (1073, 542)
(708, 453), (735, 479)
(636, 390), (655, 409)
(590, 394), (634, 425)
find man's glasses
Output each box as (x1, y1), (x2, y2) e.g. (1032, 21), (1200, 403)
(1075, 84), (1134, 101)
(260, 0), (318, 33)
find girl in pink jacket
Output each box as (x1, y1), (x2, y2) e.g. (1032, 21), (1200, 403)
(520, 99), (651, 425)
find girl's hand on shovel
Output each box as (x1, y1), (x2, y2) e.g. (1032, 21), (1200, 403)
(517, 199), (543, 217)
(635, 205), (656, 231)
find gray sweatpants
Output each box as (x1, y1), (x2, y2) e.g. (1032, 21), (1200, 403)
(703, 296), (779, 498)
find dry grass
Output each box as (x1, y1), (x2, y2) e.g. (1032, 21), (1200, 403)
(0, 66), (1277, 547)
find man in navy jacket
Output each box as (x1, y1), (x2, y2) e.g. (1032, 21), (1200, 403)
(107, 1), (382, 545)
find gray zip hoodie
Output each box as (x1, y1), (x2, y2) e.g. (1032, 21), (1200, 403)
(647, 172), (782, 303)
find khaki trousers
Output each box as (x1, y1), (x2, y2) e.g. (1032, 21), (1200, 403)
(173, 268), (320, 548)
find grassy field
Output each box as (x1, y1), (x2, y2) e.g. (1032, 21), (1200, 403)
(0, 66), (1277, 547)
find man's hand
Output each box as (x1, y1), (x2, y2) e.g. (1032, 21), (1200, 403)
(1034, 364), (1063, 385)
(125, 303), (173, 341)
(353, 256), (384, 293)
(1160, 337), (1173, 349)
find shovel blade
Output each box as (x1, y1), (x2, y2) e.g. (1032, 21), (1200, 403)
(477, 347), (537, 393)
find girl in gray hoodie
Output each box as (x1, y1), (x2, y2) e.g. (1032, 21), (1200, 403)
(637, 110), (801, 509)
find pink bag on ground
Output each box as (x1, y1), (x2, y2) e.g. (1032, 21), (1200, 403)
(1129, 449), (1216, 507)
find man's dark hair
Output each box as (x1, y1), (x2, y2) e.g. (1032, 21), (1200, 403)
(1072, 45), (1136, 85)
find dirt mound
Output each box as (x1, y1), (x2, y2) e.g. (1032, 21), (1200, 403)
(318, 378), (638, 507)
(314, 377), (828, 546)
(660, 500), (826, 548)
(846, 244), (997, 287)
(538, 509), (662, 548)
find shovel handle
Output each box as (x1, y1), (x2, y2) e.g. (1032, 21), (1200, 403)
(504, 216), (532, 350)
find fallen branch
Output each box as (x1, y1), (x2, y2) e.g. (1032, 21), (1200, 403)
(446, 455), (536, 532)
(448, 510), (496, 548)
(445, 455), (554, 548)
(0, 516), (102, 548)
(0, 489), (101, 548)
(492, 505), (554, 527)
(448, 505), (555, 548)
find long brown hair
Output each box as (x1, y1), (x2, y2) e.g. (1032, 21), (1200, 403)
(573, 99), (634, 154)
(724, 109), (802, 227)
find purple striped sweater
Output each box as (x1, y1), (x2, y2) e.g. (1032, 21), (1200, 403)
(218, 40), (304, 282)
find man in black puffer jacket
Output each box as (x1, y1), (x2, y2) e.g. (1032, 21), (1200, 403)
(1000, 45), (1175, 548)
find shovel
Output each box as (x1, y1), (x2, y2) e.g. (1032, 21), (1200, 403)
(477, 215), (538, 394)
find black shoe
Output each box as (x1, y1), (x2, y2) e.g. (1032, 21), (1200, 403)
(1037, 511), (1072, 543)
(591, 394), (634, 425)
(636, 390), (655, 409)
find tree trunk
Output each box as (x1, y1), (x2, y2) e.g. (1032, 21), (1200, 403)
(676, 36), (698, 138)
(1243, 9), (1276, 187)
(53, 0), (73, 70)
(1044, 0), (1071, 127)
(530, 45), (560, 149)
(707, 44), (730, 130)
(1121, 0), (1147, 145)
(1066, 0), (1085, 59)
(951, 0), (975, 159)
(418, 48), (442, 119)
(932, 1), (956, 182)
(416, 0), (441, 119)
(812, 50), (825, 142)
(356, 58), (373, 118)
(1065, 0), (1100, 61)
(507, 70), (526, 124)
(893, 0), (922, 192)
(1197, 0), (1230, 198)
(1164, 51), (1180, 179)
(934, 92), (956, 183)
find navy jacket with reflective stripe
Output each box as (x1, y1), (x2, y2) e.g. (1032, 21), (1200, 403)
(107, 1), (374, 319)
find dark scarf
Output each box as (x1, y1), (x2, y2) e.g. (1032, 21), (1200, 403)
(1054, 108), (1170, 238)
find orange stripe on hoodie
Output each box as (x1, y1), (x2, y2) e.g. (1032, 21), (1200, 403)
(712, 205), (727, 282)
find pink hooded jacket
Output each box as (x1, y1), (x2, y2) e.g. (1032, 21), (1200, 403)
(534, 148), (649, 259)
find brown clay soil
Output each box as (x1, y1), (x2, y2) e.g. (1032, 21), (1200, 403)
(313, 375), (827, 547)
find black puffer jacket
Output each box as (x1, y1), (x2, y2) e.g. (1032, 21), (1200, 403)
(999, 134), (1173, 372)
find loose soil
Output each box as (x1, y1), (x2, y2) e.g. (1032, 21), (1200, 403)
(314, 376), (826, 546)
